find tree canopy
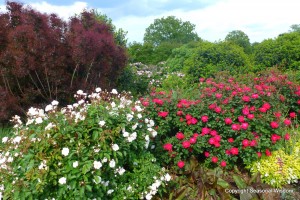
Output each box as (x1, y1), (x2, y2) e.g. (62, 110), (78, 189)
(143, 16), (200, 46)
(225, 30), (252, 54)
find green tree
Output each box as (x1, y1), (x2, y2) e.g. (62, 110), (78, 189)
(91, 9), (128, 46)
(289, 24), (300, 33)
(253, 32), (300, 69)
(225, 30), (252, 54)
(143, 16), (200, 46)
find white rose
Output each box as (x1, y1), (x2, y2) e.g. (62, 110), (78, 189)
(61, 147), (69, 156)
(58, 177), (67, 185)
(112, 144), (119, 151)
(93, 161), (102, 169)
(109, 159), (116, 168)
(73, 161), (79, 168)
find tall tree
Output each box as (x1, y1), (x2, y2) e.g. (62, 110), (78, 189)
(225, 30), (252, 54)
(0, 1), (127, 122)
(143, 16), (200, 46)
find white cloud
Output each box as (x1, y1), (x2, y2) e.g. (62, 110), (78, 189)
(28, 1), (88, 20)
(115, 0), (300, 43)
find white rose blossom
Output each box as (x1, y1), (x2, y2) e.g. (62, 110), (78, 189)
(93, 161), (102, 169)
(111, 144), (119, 151)
(109, 159), (116, 168)
(99, 120), (105, 127)
(73, 161), (79, 168)
(58, 177), (67, 185)
(61, 147), (69, 156)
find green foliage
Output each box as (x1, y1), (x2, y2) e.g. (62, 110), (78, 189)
(117, 65), (150, 97)
(166, 40), (251, 81)
(127, 42), (155, 64)
(253, 32), (300, 69)
(225, 30), (252, 54)
(144, 16), (200, 46)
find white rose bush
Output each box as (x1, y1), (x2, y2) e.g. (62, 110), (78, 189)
(0, 89), (171, 199)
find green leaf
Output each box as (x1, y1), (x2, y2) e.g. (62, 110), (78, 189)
(82, 163), (91, 174)
(233, 175), (247, 189)
(86, 185), (92, 192)
(92, 131), (99, 140)
(217, 178), (230, 188)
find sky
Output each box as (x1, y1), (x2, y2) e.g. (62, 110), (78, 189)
(0, 0), (300, 44)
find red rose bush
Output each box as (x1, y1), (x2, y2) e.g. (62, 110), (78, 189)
(142, 71), (300, 169)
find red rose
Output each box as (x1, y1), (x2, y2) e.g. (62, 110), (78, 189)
(283, 119), (291, 126)
(259, 107), (267, 113)
(208, 138), (216, 145)
(158, 111), (168, 118)
(242, 139), (249, 147)
(201, 115), (209, 123)
(242, 95), (251, 102)
(262, 102), (271, 110)
(214, 106), (222, 113)
(215, 93), (222, 99)
(204, 151), (210, 157)
(176, 132), (185, 140)
(142, 101), (149, 107)
(247, 114), (255, 120)
(251, 93), (259, 99)
(241, 123), (249, 130)
(163, 143), (172, 151)
(177, 160), (185, 168)
(274, 112), (281, 118)
(176, 110), (183, 116)
(270, 121), (279, 129)
(211, 156), (218, 163)
(185, 114), (192, 120)
(224, 118), (232, 125)
(250, 140), (257, 147)
(231, 124), (241, 131)
(182, 141), (191, 149)
(152, 98), (164, 106)
(265, 149), (272, 156)
(257, 152), (262, 157)
(190, 117), (198, 125)
(230, 147), (239, 155)
(201, 127), (211, 135)
(238, 116), (245, 123)
(189, 137), (197, 144)
(220, 161), (227, 167)
(228, 138), (234, 143)
(284, 133), (290, 140)
(210, 130), (218, 136)
(290, 112), (296, 118)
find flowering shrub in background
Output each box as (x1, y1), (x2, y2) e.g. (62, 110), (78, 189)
(142, 70), (300, 170)
(0, 89), (170, 199)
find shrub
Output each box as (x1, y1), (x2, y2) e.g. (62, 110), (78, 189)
(247, 134), (300, 188)
(141, 70), (300, 170)
(0, 89), (170, 199)
(0, 1), (127, 123)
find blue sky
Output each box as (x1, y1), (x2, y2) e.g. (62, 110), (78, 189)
(1, 0), (300, 44)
